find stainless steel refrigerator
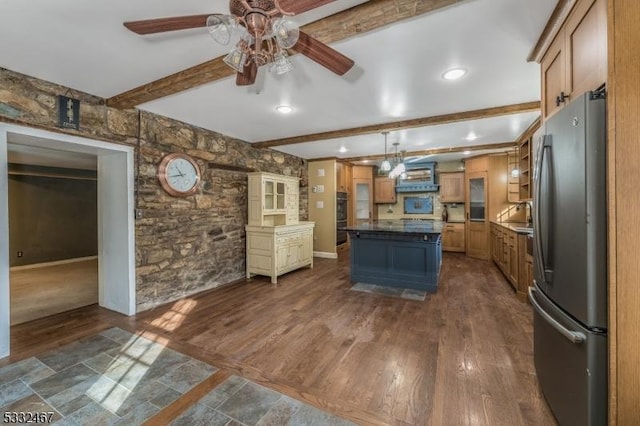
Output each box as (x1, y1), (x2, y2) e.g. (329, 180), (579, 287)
(529, 90), (607, 426)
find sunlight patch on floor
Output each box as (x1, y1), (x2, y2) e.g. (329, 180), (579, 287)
(149, 299), (198, 332)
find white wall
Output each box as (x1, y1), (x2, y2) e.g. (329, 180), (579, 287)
(98, 152), (136, 315)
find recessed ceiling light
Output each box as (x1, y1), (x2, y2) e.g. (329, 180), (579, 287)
(339, 146), (347, 153)
(465, 132), (477, 141)
(463, 150), (471, 155)
(442, 68), (467, 80)
(276, 105), (293, 114)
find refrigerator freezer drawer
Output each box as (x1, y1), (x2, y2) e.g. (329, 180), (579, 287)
(530, 286), (607, 426)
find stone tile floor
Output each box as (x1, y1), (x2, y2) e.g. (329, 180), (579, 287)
(351, 282), (427, 301)
(173, 375), (355, 426)
(0, 328), (355, 425)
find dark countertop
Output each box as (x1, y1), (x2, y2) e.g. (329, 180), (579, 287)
(343, 220), (443, 235)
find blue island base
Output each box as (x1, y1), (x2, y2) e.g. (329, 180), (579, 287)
(348, 229), (442, 293)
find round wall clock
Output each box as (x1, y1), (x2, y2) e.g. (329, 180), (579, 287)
(157, 153), (201, 197)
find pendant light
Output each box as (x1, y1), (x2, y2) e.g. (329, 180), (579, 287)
(388, 142), (406, 179)
(379, 132), (391, 173)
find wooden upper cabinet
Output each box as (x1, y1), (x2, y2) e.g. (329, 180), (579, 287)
(336, 161), (351, 193)
(464, 156), (489, 174)
(439, 172), (464, 203)
(565, 0), (607, 99)
(541, 29), (567, 119)
(374, 177), (396, 204)
(540, 0), (607, 120)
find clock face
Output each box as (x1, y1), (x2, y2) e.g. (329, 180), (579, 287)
(167, 158), (198, 192)
(158, 153), (201, 197)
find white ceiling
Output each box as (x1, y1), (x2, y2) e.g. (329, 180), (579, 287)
(0, 0), (556, 164)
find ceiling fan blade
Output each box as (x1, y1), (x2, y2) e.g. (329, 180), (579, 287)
(124, 14), (212, 35)
(278, 0), (336, 15)
(292, 31), (354, 75)
(236, 61), (258, 86)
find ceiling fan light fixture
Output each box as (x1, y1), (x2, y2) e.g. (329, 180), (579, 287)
(206, 14), (236, 45)
(223, 48), (247, 72)
(442, 68), (467, 80)
(273, 18), (300, 49)
(274, 51), (294, 75)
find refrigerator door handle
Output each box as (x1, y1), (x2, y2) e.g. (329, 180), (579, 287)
(533, 135), (552, 283)
(529, 286), (586, 344)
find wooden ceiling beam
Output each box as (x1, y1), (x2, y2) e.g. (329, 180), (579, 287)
(340, 141), (517, 163)
(106, 0), (467, 108)
(253, 101), (540, 148)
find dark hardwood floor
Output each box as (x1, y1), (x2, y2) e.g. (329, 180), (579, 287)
(3, 253), (557, 425)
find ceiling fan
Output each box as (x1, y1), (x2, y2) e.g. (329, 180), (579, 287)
(123, 0), (355, 86)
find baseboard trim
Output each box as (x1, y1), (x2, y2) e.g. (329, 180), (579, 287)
(313, 251), (338, 259)
(10, 255), (98, 271)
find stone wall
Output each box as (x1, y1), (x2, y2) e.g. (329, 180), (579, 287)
(0, 67), (309, 311)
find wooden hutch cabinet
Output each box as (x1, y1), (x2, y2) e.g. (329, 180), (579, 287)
(245, 172), (314, 284)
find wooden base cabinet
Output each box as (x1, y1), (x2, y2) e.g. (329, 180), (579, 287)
(491, 222), (533, 301)
(442, 223), (465, 252)
(246, 222), (314, 284)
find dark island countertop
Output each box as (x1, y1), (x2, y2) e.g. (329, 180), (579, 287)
(343, 220), (443, 235)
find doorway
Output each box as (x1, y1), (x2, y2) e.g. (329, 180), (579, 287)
(0, 124), (136, 358)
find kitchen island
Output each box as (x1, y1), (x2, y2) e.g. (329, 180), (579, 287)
(344, 220), (443, 292)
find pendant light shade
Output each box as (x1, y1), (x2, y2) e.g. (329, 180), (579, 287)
(380, 132), (391, 173)
(388, 143), (406, 179)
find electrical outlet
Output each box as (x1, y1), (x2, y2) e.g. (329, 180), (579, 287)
(17, 251), (23, 258)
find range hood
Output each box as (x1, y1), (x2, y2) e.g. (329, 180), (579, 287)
(395, 161), (439, 192)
